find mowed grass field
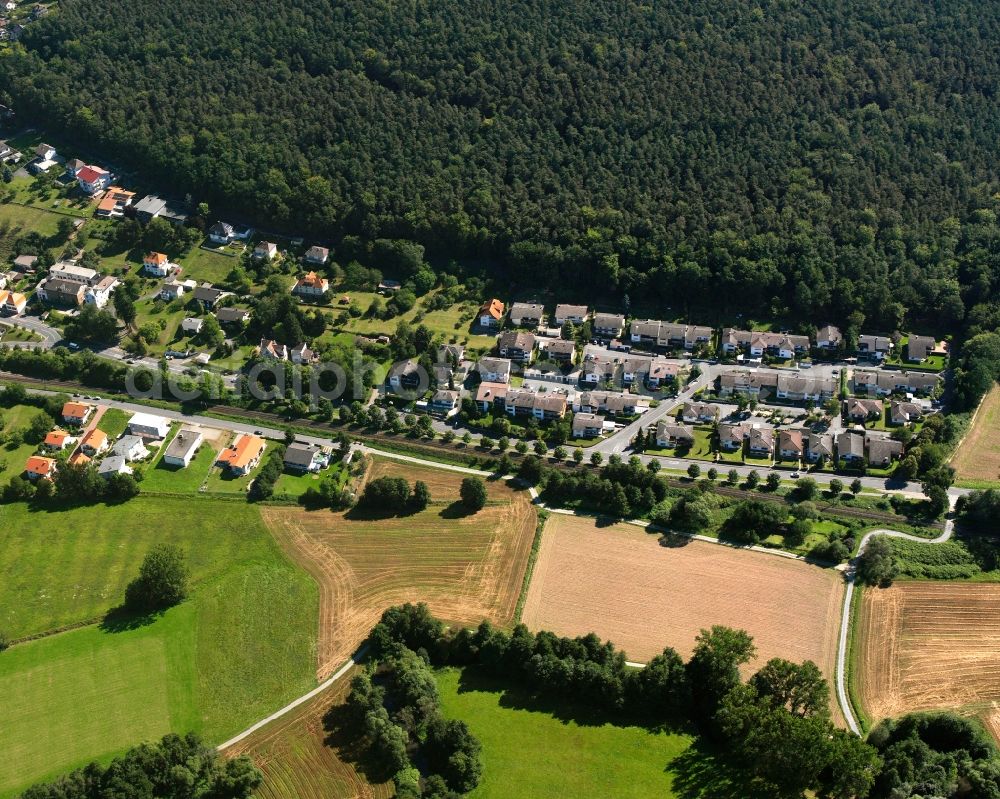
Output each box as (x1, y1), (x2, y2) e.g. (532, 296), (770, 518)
(262, 458), (537, 680)
(951, 385), (1000, 487)
(854, 582), (1000, 740)
(435, 668), (692, 799)
(0, 497), (318, 798)
(521, 515), (845, 720)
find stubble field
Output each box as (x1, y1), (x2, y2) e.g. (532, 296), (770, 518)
(951, 384), (1000, 486)
(520, 514), (845, 712)
(855, 581), (1000, 738)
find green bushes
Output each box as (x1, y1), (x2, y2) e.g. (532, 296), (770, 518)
(247, 444), (286, 501)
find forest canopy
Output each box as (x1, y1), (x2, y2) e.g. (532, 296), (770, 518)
(4, 0), (1000, 329)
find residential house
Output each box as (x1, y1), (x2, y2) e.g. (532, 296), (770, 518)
(497, 330), (535, 363)
(217, 434), (266, 476)
(554, 304), (588, 326)
(575, 390), (647, 417)
(36, 277), (85, 307)
(387, 359), (423, 391)
(867, 436), (904, 467)
(0, 289), (27, 315)
(95, 186), (135, 218)
(655, 421), (695, 449)
(630, 320), (713, 350)
(720, 329), (810, 359)
(289, 342), (315, 364)
(254, 241), (278, 260)
(24, 455), (56, 480)
(646, 359), (680, 389)
(35, 143), (56, 162)
(304, 245), (329, 266)
(475, 382), (508, 413)
(717, 422), (748, 451)
(592, 313), (625, 339)
(63, 158), (85, 179)
(540, 338), (576, 363)
(475, 357), (512, 384)
(84, 276), (118, 309)
(292, 271), (329, 298)
(97, 456), (132, 479)
(79, 428), (109, 456)
(508, 302), (544, 328)
(112, 435), (150, 461)
(134, 195), (188, 225)
(437, 344), (465, 365)
(192, 284), (231, 310)
(127, 412), (170, 439)
(49, 262), (98, 285)
(889, 400), (923, 426)
(0, 140), (13, 160)
(716, 369), (778, 398)
(13, 255), (38, 272)
(846, 398), (883, 423)
(852, 370), (940, 397)
(805, 432), (834, 463)
(160, 277), (188, 301)
(215, 307), (249, 326)
(61, 401), (93, 426)
(776, 429), (804, 461)
(816, 325), (843, 349)
(76, 165), (111, 194)
(143, 252), (175, 277)
(857, 334), (893, 360)
(68, 452), (91, 467)
(208, 222), (235, 245)
(572, 412), (604, 439)
(503, 389), (567, 421)
(429, 389), (460, 415)
(181, 317), (204, 335)
(377, 279), (402, 294)
(478, 298), (505, 328)
(43, 429), (75, 451)
(747, 426), (774, 457)
(680, 402), (719, 424)
(258, 339), (289, 361)
(836, 432), (865, 464)
(283, 442), (330, 473)
(906, 334), (935, 362)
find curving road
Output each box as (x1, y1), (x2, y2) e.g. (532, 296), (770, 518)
(834, 508), (956, 735)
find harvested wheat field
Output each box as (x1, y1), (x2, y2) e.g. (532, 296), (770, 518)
(951, 385), (1000, 485)
(522, 514), (845, 692)
(856, 582), (1000, 737)
(225, 666), (392, 799)
(262, 458), (537, 680)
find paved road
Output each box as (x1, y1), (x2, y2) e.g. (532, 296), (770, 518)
(834, 508), (957, 735)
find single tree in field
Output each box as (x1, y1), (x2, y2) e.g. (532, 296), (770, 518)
(855, 537), (897, 586)
(460, 476), (488, 512)
(125, 544), (189, 611)
(828, 478), (844, 497)
(850, 478), (863, 496)
(410, 480), (431, 512)
(687, 463), (701, 479)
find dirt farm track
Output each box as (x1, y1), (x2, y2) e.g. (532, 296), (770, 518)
(856, 581), (1000, 738)
(521, 514), (846, 718)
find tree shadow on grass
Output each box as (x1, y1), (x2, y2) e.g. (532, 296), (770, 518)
(99, 603), (162, 633)
(667, 740), (782, 799)
(439, 501), (475, 519)
(321, 699), (398, 785)
(658, 531), (694, 548)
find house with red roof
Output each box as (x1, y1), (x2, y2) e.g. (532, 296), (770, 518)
(77, 164), (111, 194)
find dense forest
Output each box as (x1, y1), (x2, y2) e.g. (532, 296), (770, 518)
(3, 0), (1000, 329)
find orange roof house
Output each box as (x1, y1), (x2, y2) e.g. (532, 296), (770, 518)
(80, 428), (109, 455)
(25, 455), (57, 480)
(0, 289), (28, 315)
(145, 251), (168, 266)
(68, 452), (91, 467)
(62, 401), (93, 425)
(478, 298), (505, 327)
(43, 429), (74, 450)
(96, 186), (135, 217)
(292, 271), (329, 296)
(216, 434), (265, 476)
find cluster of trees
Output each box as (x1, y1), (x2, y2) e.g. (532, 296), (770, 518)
(4, 459), (140, 506)
(360, 475), (431, 515)
(6, 1), (1000, 335)
(347, 645), (482, 798)
(247, 443), (286, 502)
(951, 331), (1000, 411)
(20, 733), (261, 799)
(124, 544), (189, 613)
(369, 604), (879, 796)
(957, 489), (1000, 531)
(538, 456), (668, 518)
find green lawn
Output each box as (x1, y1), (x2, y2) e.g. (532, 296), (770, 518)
(0, 496), (284, 639)
(203, 458), (264, 494)
(436, 667), (693, 799)
(0, 200), (70, 238)
(96, 407), (131, 440)
(271, 467), (335, 500)
(0, 404), (46, 483)
(140, 439), (219, 494)
(0, 497), (318, 798)
(178, 246), (241, 285)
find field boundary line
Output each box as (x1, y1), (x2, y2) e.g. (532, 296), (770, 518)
(216, 645), (367, 752)
(513, 510), (548, 623)
(947, 388), (987, 467)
